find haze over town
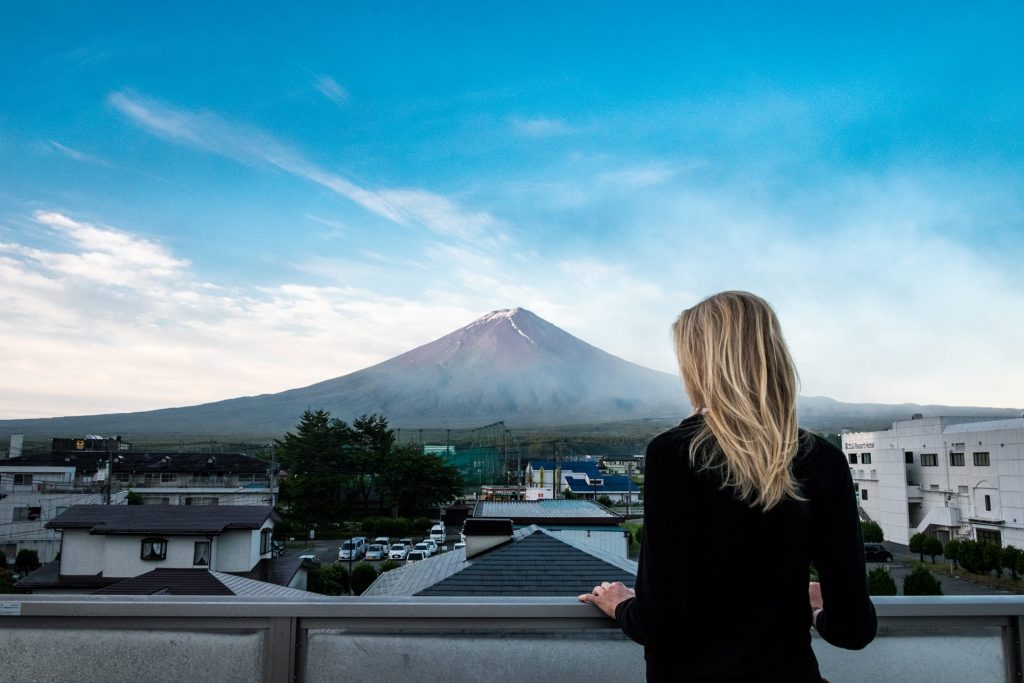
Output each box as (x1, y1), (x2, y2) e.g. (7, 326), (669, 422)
(2, 3), (1022, 419)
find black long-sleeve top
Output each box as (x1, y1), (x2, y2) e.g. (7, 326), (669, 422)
(615, 415), (877, 682)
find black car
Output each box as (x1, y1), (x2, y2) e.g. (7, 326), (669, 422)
(864, 543), (893, 563)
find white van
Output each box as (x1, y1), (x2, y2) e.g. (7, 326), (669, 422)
(429, 523), (445, 543)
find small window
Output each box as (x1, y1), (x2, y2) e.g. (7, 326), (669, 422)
(13, 506), (41, 521)
(860, 453), (872, 465)
(193, 541), (211, 566)
(958, 485), (968, 495)
(861, 489), (869, 501)
(115, 472), (130, 482)
(848, 453), (858, 465)
(904, 452), (914, 464)
(977, 529), (1002, 546)
(984, 495), (992, 512)
(974, 452), (991, 467)
(921, 453), (938, 467)
(160, 473), (177, 483)
(260, 529), (272, 555)
(141, 538), (168, 561)
(930, 484), (940, 490)
(950, 452), (965, 467)
(13, 473), (33, 485)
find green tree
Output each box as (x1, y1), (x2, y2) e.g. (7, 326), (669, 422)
(126, 490), (143, 505)
(14, 549), (39, 574)
(308, 563), (350, 595)
(0, 569), (17, 594)
(596, 495), (614, 508)
(958, 540), (982, 573)
(380, 559), (401, 573)
(909, 533), (928, 562)
(903, 566), (943, 595)
(982, 542), (1002, 577)
(1002, 546), (1022, 580)
(350, 562), (379, 596)
(377, 446), (463, 517)
(276, 409), (356, 528)
(922, 537), (943, 563)
(944, 539), (961, 569)
(866, 567), (897, 596)
(860, 521), (884, 543)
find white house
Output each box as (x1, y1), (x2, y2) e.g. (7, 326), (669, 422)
(844, 415), (1024, 547)
(17, 505), (280, 593)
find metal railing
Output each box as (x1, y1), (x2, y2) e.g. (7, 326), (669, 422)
(1, 595), (1022, 682)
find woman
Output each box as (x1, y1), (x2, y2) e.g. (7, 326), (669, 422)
(580, 291), (876, 681)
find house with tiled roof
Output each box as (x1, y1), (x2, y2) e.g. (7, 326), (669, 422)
(523, 459), (640, 505)
(15, 505), (308, 594)
(363, 518), (636, 597)
(473, 498), (630, 558)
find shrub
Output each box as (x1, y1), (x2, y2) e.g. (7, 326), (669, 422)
(909, 533), (928, 562)
(958, 540), (982, 573)
(903, 566), (942, 596)
(0, 550), (7, 568)
(14, 549), (40, 574)
(412, 517), (433, 536)
(350, 562), (379, 596)
(867, 567), (897, 596)
(126, 490), (143, 505)
(596, 495), (614, 508)
(1002, 546), (1021, 580)
(380, 559), (401, 573)
(944, 539), (961, 569)
(308, 563), (349, 596)
(982, 542), (1002, 577)
(861, 521), (884, 543)
(923, 537), (943, 563)
(0, 569), (17, 594)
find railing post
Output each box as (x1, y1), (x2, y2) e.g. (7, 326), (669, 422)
(265, 616), (297, 683)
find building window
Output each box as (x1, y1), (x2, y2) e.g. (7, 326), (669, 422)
(861, 489), (869, 501)
(984, 495), (992, 512)
(115, 472), (131, 482)
(921, 453), (938, 467)
(184, 497), (219, 506)
(848, 453), (858, 465)
(12, 473), (32, 485)
(860, 453), (872, 465)
(140, 538), (168, 561)
(193, 541), (211, 566)
(950, 452), (964, 466)
(260, 529), (272, 555)
(13, 507), (41, 521)
(977, 529), (1002, 546)
(974, 452), (991, 466)
(160, 473), (177, 483)
(930, 484), (940, 490)
(958, 485), (969, 495)
(905, 452), (914, 464)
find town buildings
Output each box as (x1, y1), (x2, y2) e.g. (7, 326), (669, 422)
(844, 415), (1024, 547)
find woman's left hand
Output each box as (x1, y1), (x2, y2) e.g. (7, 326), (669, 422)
(579, 581), (636, 619)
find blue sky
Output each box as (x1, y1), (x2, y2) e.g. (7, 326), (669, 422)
(1, 2), (1022, 418)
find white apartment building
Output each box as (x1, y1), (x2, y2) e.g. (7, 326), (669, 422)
(844, 415), (1024, 547)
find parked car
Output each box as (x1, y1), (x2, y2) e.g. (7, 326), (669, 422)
(424, 539), (439, 555)
(271, 540), (286, 558)
(429, 523), (446, 543)
(453, 541), (466, 550)
(864, 543), (893, 563)
(406, 550), (427, 563)
(298, 554), (321, 566)
(365, 544), (387, 561)
(398, 537), (414, 548)
(373, 537), (391, 553)
(412, 542), (433, 558)
(389, 543), (410, 561)
(338, 539), (367, 561)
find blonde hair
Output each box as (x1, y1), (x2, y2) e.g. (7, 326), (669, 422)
(672, 291), (803, 511)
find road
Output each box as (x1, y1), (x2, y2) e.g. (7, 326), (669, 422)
(874, 542), (1016, 596)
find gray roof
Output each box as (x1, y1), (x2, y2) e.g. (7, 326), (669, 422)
(362, 549), (469, 597)
(474, 499), (622, 524)
(364, 525), (636, 597)
(47, 505), (276, 535)
(91, 568), (323, 598)
(943, 418), (1024, 434)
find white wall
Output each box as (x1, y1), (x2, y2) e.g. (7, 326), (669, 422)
(547, 528), (628, 559)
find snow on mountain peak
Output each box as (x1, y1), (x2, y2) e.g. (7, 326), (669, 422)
(471, 307), (524, 325)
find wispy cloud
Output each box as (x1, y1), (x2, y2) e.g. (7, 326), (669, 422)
(597, 162), (678, 189)
(314, 74), (348, 104)
(510, 115), (576, 138)
(49, 140), (111, 167)
(108, 91), (499, 240)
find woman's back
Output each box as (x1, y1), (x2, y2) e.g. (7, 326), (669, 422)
(618, 415), (876, 682)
